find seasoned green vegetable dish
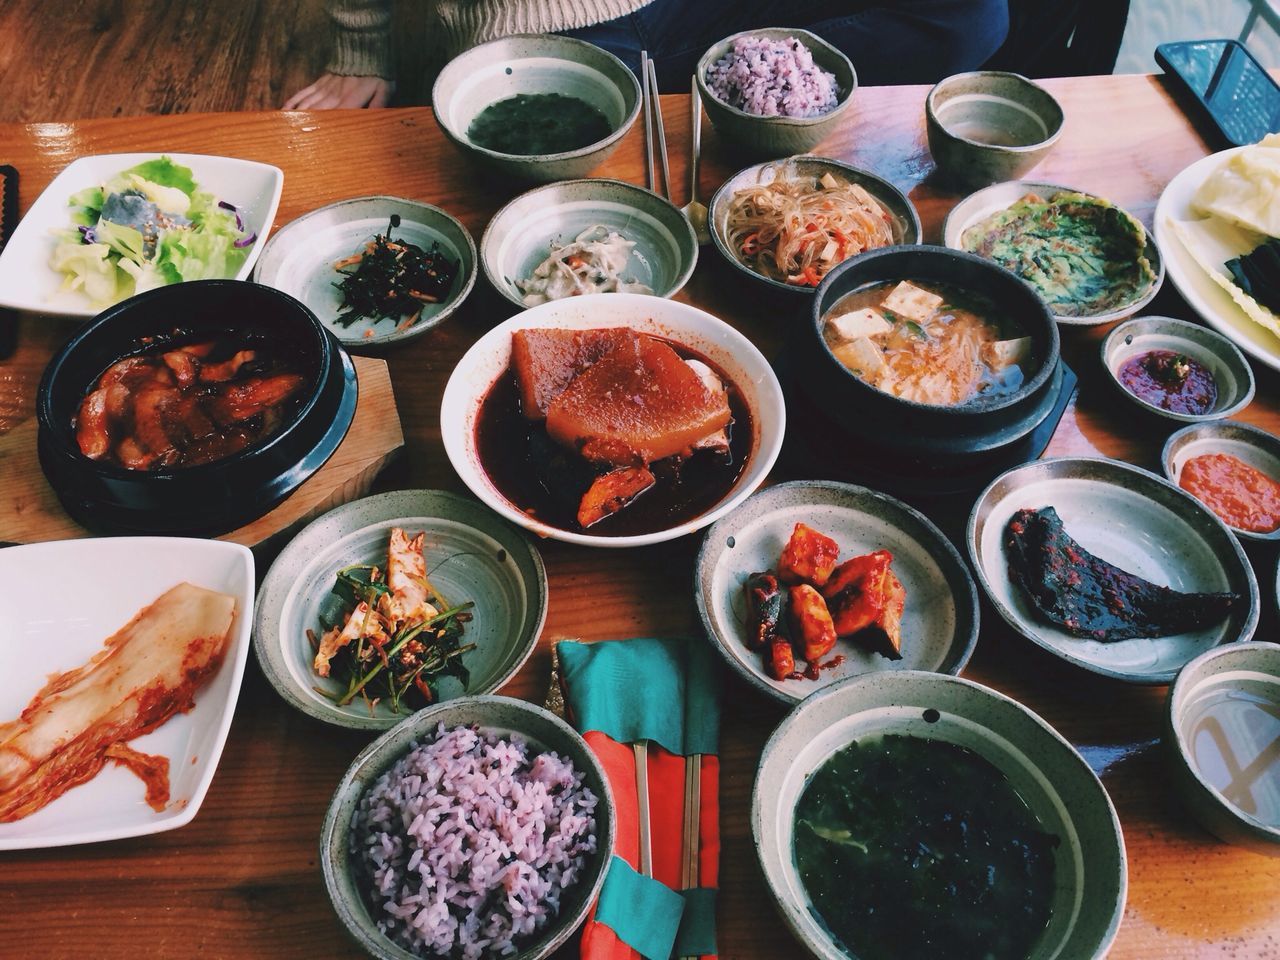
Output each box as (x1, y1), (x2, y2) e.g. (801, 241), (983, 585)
(961, 190), (1155, 317)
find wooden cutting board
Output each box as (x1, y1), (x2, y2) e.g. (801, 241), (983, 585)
(0, 355), (403, 549)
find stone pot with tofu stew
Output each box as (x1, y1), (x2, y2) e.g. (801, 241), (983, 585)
(806, 246), (1059, 456)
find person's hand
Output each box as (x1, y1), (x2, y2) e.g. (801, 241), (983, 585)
(283, 73), (395, 110)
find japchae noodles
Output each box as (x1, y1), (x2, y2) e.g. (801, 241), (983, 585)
(725, 169), (896, 287)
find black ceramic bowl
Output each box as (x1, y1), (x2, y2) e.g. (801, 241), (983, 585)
(37, 280), (358, 536)
(803, 245), (1061, 460)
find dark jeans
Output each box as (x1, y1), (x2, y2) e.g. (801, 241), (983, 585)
(562, 0), (1011, 90)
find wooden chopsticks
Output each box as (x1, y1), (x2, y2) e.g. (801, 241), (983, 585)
(679, 752), (702, 960)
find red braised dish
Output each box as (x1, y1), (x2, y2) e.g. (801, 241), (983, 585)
(74, 332), (308, 470)
(1179, 453), (1280, 533)
(1117, 349), (1217, 415)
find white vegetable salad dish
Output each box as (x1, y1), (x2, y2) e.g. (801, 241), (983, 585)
(0, 152), (283, 318)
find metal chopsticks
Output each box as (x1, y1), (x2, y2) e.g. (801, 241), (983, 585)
(646, 57), (671, 201)
(640, 51), (656, 194)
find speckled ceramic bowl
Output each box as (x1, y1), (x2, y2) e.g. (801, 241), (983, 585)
(968, 457), (1259, 684)
(695, 480), (979, 705)
(696, 28), (856, 159)
(431, 34), (641, 184)
(926, 71), (1064, 189)
(1102, 316), (1255, 423)
(753, 671), (1127, 959)
(480, 178), (697, 311)
(253, 196), (477, 350)
(707, 156), (920, 302)
(253, 490), (547, 730)
(1162, 421), (1280, 542)
(1166, 642), (1280, 855)
(321, 695), (616, 960)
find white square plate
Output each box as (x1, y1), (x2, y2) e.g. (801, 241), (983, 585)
(0, 538), (254, 849)
(0, 152), (283, 317)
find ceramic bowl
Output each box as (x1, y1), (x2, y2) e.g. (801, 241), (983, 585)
(480, 178), (697, 311)
(942, 180), (1164, 327)
(431, 34), (641, 184)
(968, 456), (1259, 684)
(253, 196), (477, 349)
(1162, 421), (1280, 542)
(707, 156), (920, 302)
(1166, 642), (1280, 854)
(1101, 315), (1255, 423)
(254, 489), (547, 730)
(36, 280), (357, 536)
(321, 695), (615, 959)
(926, 71), (1064, 189)
(695, 480), (979, 705)
(696, 28), (855, 159)
(803, 245), (1061, 459)
(439, 293), (785, 548)
(753, 671), (1127, 959)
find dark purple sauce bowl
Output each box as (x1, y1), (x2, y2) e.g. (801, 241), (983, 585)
(37, 280), (357, 536)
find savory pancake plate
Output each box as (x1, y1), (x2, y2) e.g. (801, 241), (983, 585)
(1155, 147), (1280, 373)
(943, 180), (1163, 327)
(696, 480), (979, 704)
(0, 538), (253, 849)
(968, 457), (1258, 683)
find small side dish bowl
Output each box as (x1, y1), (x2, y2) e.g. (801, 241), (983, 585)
(1166, 642), (1280, 855)
(0, 536), (254, 850)
(803, 245), (1060, 458)
(1101, 316), (1255, 423)
(254, 489), (548, 730)
(968, 456), (1259, 683)
(481, 178), (697, 311)
(926, 71), (1064, 189)
(753, 671), (1127, 959)
(440, 293), (785, 548)
(696, 480), (980, 705)
(696, 28), (856, 158)
(942, 180), (1164, 327)
(36, 279), (357, 536)
(708, 156), (920, 301)
(254, 196), (477, 349)
(322, 695), (616, 960)
(1162, 421), (1280, 542)
(0, 152), (282, 318)
(431, 34), (641, 184)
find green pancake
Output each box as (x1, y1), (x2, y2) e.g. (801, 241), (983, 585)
(961, 190), (1155, 317)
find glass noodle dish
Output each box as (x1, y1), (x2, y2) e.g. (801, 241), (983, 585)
(822, 279), (1031, 406)
(516, 225), (653, 306)
(726, 168), (896, 287)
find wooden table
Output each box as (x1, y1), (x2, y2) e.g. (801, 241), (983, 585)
(3, 74), (1280, 959)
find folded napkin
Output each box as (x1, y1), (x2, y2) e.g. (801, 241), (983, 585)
(557, 637), (721, 960)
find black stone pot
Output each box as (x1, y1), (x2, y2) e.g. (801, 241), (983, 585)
(37, 280), (357, 536)
(802, 245), (1061, 459)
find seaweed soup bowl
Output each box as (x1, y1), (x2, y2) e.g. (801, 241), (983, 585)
(803, 245), (1061, 464)
(753, 672), (1127, 960)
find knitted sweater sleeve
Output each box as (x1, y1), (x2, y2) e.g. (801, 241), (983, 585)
(324, 0), (395, 79)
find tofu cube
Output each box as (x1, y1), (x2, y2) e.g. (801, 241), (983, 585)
(831, 337), (887, 381)
(881, 281), (943, 323)
(825, 308), (892, 344)
(981, 337), (1032, 369)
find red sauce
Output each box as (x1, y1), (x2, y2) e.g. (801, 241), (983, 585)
(74, 330), (308, 470)
(1118, 349), (1217, 415)
(1180, 453), (1280, 533)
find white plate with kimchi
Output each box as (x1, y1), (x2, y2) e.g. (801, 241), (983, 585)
(0, 538), (253, 849)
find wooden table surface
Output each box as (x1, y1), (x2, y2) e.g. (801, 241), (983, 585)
(3, 74), (1280, 959)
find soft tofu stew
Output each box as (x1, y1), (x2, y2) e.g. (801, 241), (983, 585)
(822, 279), (1030, 406)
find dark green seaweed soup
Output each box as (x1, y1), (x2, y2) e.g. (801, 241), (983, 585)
(466, 93), (613, 155)
(793, 734), (1058, 960)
